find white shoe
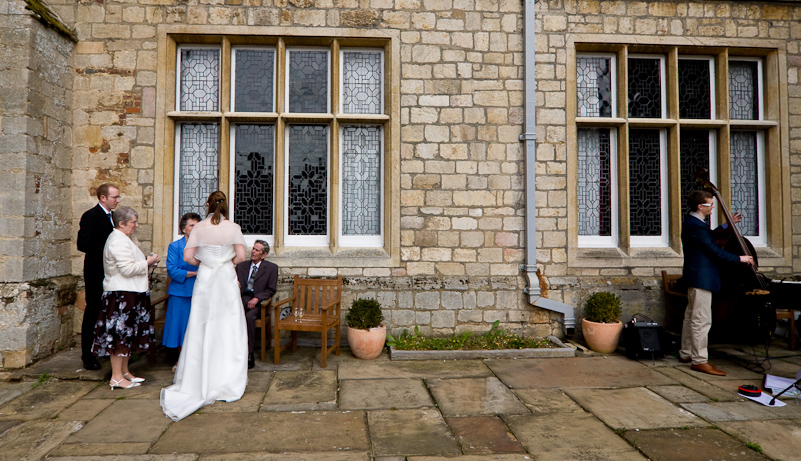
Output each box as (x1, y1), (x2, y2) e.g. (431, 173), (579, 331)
(109, 378), (141, 390)
(123, 373), (145, 383)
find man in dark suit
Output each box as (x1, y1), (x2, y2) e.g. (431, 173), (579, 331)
(236, 240), (278, 369)
(679, 190), (753, 376)
(77, 183), (120, 370)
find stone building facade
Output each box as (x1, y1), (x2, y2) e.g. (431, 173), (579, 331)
(2, 0), (801, 367)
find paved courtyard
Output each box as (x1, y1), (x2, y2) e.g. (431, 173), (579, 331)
(0, 339), (800, 460)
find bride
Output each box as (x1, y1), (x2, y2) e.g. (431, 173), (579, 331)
(160, 191), (248, 421)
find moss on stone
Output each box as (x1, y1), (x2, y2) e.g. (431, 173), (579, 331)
(23, 0), (78, 43)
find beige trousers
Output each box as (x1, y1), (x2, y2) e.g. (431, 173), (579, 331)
(679, 287), (713, 365)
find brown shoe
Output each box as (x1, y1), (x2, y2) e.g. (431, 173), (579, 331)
(678, 356), (691, 363)
(691, 363), (727, 376)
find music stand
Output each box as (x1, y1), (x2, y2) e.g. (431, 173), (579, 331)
(769, 376), (801, 406)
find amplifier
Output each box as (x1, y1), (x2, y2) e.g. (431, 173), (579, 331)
(623, 319), (664, 359)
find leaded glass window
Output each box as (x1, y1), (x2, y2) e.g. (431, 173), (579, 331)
(179, 48), (220, 111)
(680, 130), (717, 226)
(342, 51), (382, 115)
(233, 125), (274, 235)
(629, 129), (666, 242)
(577, 56), (613, 117)
(287, 125), (329, 239)
(341, 126), (382, 242)
(730, 131), (761, 237)
(287, 50), (328, 113)
(729, 60), (760, 120)
(679, 59), (712, 119)
(234, 49), (274, 112)
(577, 129), (614, 239)
(178, 123), (219, 219)
(628, 57), (663, 118)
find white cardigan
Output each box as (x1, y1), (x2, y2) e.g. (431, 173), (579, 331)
(102, 229), (149, 293)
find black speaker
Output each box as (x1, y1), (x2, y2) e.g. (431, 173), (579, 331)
(623, 320), (664, 359)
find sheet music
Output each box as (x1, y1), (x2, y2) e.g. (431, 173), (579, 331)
(762, 369), (801, 398)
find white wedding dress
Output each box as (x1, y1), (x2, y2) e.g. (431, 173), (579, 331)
(160, 220), (248, 421)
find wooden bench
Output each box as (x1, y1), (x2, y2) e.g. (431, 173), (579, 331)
(272, 275), (342, 368)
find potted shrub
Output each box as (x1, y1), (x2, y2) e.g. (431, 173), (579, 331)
(346, 298), (386, 359)
(581, 292), (623, 354)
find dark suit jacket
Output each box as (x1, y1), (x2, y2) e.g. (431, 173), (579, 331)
(77, 204), (114, 281)
(681, 213), (741, 293)
(236, 259), (278, 308)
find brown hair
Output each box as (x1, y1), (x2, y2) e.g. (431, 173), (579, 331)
(206, 191), (228, 225)
(688, 190), (714, 212)
(96, 183), (118, 200)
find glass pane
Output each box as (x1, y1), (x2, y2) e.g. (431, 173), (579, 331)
(730, 132), (759, 236)
(342, 51), (382, 114)
(577, 56), (613, 117)
(680, 130), (711, 213)
(679, 60), (711, 119)
(234, 125), (274, 235)
(729, 61), (759, 120)
(234, 49), (274, 112)
(288, 125), (328, 235)
(179, 124), (219, 219)
(628, 58), (662, 118)
(288, 50), (328, 113)
(342, 126), (381, 235)
(629, 129), (662, 236)
(180, 48), (219, 111)
(577, 128), (612, 236)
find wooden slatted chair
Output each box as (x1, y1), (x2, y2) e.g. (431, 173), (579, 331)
(272, 275), (342, 368)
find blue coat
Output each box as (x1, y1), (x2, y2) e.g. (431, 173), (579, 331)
(681, 213), (741, 293)
(166, 237), (198, 298)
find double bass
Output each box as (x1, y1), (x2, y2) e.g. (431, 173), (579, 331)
(694, 170), (776, 346)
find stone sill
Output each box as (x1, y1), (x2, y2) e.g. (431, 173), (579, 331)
(388, 346), (575, 361)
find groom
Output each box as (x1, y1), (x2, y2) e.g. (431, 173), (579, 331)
(236, 240), (278, 369)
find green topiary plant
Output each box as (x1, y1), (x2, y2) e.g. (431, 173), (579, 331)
(346, 298), (384, 330)
(583, 292), (622, 324)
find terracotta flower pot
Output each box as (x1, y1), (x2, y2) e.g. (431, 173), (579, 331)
(347, 324), (386, 360)
(581, 318), (623, 354)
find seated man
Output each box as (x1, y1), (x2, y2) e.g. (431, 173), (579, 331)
(236, 240), (278, 369)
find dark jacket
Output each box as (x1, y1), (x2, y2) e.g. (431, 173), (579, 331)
(236, 259), (278, 306)
(681, 213), (741, 293)
(77, 204), (114, 280)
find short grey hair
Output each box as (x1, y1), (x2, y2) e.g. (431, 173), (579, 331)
(112, 206), (138, 228)
(254, 239), (270, 255)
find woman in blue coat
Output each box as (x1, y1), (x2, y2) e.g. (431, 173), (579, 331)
(162, 212), (201, 370)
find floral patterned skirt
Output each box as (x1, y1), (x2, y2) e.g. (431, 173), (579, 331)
(92, 291), (154, 357)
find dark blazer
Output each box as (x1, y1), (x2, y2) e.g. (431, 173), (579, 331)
(681, 213), (741, 293)
(77, 204), (114, 280)
(236, 259), (278, 307)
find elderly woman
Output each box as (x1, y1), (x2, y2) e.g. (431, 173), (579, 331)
(93, 205), (159, 390)
(162, 212), (201, 371)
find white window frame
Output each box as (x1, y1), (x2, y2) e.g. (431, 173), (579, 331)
(628, 54), (667, 119)
(338, 125), (385, 248)
(630, 129), (669, 248)
(576, 52), (617, 119)
(175, 45), (221, 112)
(678, 56), (717, 120)
(339, 48), (385, 115)
(230, 46), (277, 113)
(285, 47), (331, 114)
(578, 129), (619, 248)
(283, 125), (331, 247)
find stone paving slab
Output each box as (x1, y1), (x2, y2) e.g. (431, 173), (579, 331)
(260, 370), (337, 411)
(445, 416), (527, 454)
(655, 366), (743, 402)
(427, 377), (529, 416)
(622, 427), (767, 461)
(68, 399), (172, 443)
(8, 347), (109, 381)
(202, 453), (370, 460)
(682, 400), (801, 422)
(368, 409), (461, 457)
(486, 356), (675, 389)
(201, 372), (272, 413)
(338, 359), (492, 380)
(48, 456), (198, 461)
(0, 419), (83, 460)
(56, 398), (115, 421)
(150, 411), (368, 454)
(49, 442), (155, 457)
(719, 419), (801, 461)
(339, 378), (433, 410)
(82, 369), (175, 400)
(566, 387), (704, 430)
(0, 381), (35, 407)
(0, 380), (97, 420)
(512, 388), (585, 415)
(760, 358), (801, 379)
(647, 384), (711, 404)
(410, 455), (534, 460)
(674, 359), (764, 382)
(505, 412), (645, 460)
(0, 419), (19, 435)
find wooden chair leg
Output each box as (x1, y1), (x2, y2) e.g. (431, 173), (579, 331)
(321, 327), (328, 368)
(334, 324), (341, 356)
(260, 316), (266, 363)
(291, 331), (298, 352)
(274, 319), (281, 365)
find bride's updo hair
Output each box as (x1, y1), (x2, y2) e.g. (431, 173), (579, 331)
(206, 191), (228, 225)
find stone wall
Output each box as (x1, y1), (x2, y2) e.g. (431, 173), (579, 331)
(0, 0), (77, 367)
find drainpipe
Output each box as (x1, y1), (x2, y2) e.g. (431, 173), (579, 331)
(521, 0), (575, 334)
